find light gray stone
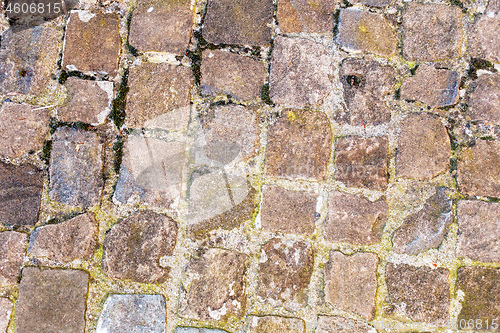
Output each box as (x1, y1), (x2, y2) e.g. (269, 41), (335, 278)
(0, 231), (28, 286)
(316, 316), (377, 333)
(247, 316), (305, 333)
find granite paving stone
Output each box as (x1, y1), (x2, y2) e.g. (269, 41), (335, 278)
(202, 0), (273, 46)
(29, 212), (98, 262)
(325, 192), (387, 245)
(175, 328), (229, 333)
(0, 298), (12, 333)
(396, 113), (451, 180)
(200, 50), (266, 101)
(0, 231), (28, 286)
(335, 9), (397, 57)
(96, 294), (166, 332)
(337, 58), (396, 126)
(0, 102), (49, 158)
(457, 200), (500, 262)
(270, 36), (335, 107)
(467, 73), (500, 124)
(334, 136), (389, 191)
(15, 267), (89, 333)
(180, 248), (247, 321)
(129, 0), (193, 54)
(260, 185), (317, 235)
(102, 210), (178, 283)
(316, 316), (377, 333)
(247, 316), (305, 333)
(401, 3), (463, 61)
(265, 109), (332, 181)
(468, 12), (500, 64)
(257, 238), (314, 308)
(385, 263), (450, 324)
(324, 251), (378, 320)
(400, 64), (460, 108)
(49, 127), (104, 207)
(276, 0), (336, 33)
(0, 162), (43, 227)
(62, 10), (121, 75)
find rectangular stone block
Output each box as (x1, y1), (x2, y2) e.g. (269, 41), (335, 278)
(248, 316), (305, 333)
(0, 231), (28, 286)
(277, 0), (336, 33)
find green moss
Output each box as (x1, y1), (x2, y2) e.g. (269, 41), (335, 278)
(41, 139), (52, 164)
(260, 83), (272, 105)
(109, 70), (129, 129)
(112, 136), (124, 174)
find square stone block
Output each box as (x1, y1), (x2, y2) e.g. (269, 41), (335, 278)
(277, 0), (336, 33)
(467, 73), (500, 125)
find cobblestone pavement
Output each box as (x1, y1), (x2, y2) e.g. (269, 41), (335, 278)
(0, 0), (499, 331)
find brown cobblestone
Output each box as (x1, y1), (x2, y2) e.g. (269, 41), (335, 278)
(469, 14), (500, 64)
(0, 231), (28, 286)
(276, 0), (336, 33)
(467, 73), (500, 124)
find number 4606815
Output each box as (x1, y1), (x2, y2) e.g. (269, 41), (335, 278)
(4, 2), (61, 14)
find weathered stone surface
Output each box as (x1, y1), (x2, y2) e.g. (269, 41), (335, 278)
(265, 109), (332, 181)
(58, 77), (113, 124)
(400, 64), (460, 108)
(338, 58), (396, 126)
(180, 248), (247, 321)
(396, 113), (451, 180)
(129, 0), (193, 54)
(0, 26), (59, 95)
(457, 139), (500, 198)
(324, 251), (378, 320)
(260, 185), (317, 235)
(175, 328), (229, 333)
(348, 0), (391, 7)
(96, 294), (166, 332)
(114, 135), (186, 208)
(201, 50), (266, 101)
(0, 162), (43, 227)
(62, 11), (121, 75)
(49, 127), (103, 207)
(29, 213), (98, 262)
(276, 0), (336, 33)
(102, 210), (178, 283)
(456, 267), (500, 324)
(467, 73), (500, 124)
(457, 200), (500, 262)
(270, 36), (335, 107)
(316, 316), (377, 333)
(325, 192), (387, 245)
(385, 263), (449, 324)
(335, 136), (388, 190)
(257, 238), (314, 308)
(0, 231), (28, 286)
(125, 62), (193, 128)
(0, 102), (49, 158)
(202, 0), (273, 46)
(248, 316), (305, 333)
(15, 267), (88, 333)
(469, 14), (500, 64)
(392, 187), (452, 255)
(401, 3), (462, 61)
(0, 298), (12, 333)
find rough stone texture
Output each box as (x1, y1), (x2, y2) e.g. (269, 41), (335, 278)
(348, 0), (391, 7)
(401, 3), (463, 61)
(0, 298), (12, 333)
(0, 162), (43, 227)
(325, 192), (387, 245)
(49, 127), (103, 207)
(102, 210), (178, 284)
(456, 267), (500, 324)
(457, 139), (500, 198)
(0, 26), (59, 95)
(15, 267), (89, 333)
(201, 50), (266, 101)
(457, 200), (500, 262)
(202, 0), (273, 46)
(469, 13), (500, 64)
(400, 64), (460, 108)
(180, 248), (247, 321)
(257, 238), (314, 308)
(265, 109), (332, 181)
(247, 316), (305, 333)
(260, 185), (317, 235)
(316, 316), (377, 333)
(129, 0), (193, 54)
(276, 0), (336, 33)
(175, 328), (229, 333)
(385, 263), (450, 324)
(58, 77), (113, 124)
(467, 73), (500, 124)
(0, 102), (50, 158)
(125, 62), (193, 128)
(29, 213), (98, 262)
(62, 11), (121, 75)
(338, 58), (396, 126)
(396, 113), (451, 180)
(270, 36), (335, 107)
(334, 136), (388, 191)
(336, 9), (396, 57)
(0, 231), (28, 286)
(324, 251), (378, 320)
(392, 187), (453, 255)
(96, 294), (166, 332)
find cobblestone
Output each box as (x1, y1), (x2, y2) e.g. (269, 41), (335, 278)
(0, 298), (11, 332)
(467, 73), (500, 124)
(276, 0), (336, 33)
(0, 231), (28, 286)
(247, 316), (305, 333)
(468, 12), (500, 64)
